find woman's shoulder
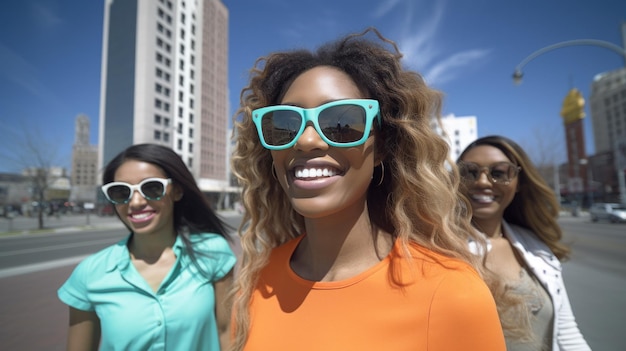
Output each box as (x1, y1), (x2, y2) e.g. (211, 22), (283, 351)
(189, 232), (232, 251)
(406, 242), (478, 272)
(74, 236), (129, 272)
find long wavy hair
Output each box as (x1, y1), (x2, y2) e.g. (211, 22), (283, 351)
(457, 135), (570, 341)
(103, 143), (231, 276)
(230, 28), (483, 350)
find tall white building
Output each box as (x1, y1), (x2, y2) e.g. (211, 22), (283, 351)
(432, 114), (478, 161)
(590, 67), (626, 154)
(98, 0), (229, 197)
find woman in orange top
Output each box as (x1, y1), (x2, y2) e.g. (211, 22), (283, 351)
(230, 28), (505, 351)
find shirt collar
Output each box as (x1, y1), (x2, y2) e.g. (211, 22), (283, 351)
(105, 233), (185, 273)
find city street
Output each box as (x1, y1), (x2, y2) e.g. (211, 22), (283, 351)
(0, 212), (624, 350)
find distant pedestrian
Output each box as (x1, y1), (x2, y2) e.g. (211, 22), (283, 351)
(229, 27), (505, 350)
(58, 143), (236, 350)
(457, 135), (591, 350)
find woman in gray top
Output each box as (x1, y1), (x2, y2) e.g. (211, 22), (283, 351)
(457, 135), (591, 351)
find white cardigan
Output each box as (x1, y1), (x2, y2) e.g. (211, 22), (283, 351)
(499, 221), (592, 351)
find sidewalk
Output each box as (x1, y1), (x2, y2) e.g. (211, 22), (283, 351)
(0, 209), (240, 236)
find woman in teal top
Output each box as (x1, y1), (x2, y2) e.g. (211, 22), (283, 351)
(58, 144), (236, 350)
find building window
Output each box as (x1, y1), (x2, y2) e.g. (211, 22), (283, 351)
(189, 128), (194, 137)
(189, 143), (193, 152)
(154, 114), (162, 124)
(164, 132), (170, 142)
(188, 157), (193, 167)
(164, 118), (170, 127)
(154, 130), (162, 140)
(189, 99), (194, 108)
(189, 113), (194, 123)
(178, 123), (183, 134)
(155, 99), (162, 109)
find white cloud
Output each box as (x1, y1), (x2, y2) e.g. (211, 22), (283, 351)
(382, 0), (491, 87)
(424, 49), (492, 86)
(30, 3), (63, 28)
(372, 0), (404, 18)
(0, 43), (60, 105)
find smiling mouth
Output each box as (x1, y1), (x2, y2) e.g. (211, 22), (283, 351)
(471, 194), (495, 204)
(293, 166), (340, 180)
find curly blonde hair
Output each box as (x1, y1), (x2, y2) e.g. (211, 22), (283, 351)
(458, 135), (570, 341)
(229, 28), (484, 351)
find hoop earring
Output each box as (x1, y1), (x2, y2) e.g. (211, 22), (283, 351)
(271, 163), (278, 180)
(376, 163), (385, 187)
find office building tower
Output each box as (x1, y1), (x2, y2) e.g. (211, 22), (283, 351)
(590, 67), (626, 203)
(98, 0), (229, 202)
(70, 114), (98, 203)
(431, 114), (478, 161)
(590, 67), (626, 154)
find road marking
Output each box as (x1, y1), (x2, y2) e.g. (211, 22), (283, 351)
(0, 255), (89, 279)
(0, 238), (120, 257)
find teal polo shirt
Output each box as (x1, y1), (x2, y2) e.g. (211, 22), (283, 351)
(58, 232), (236, 351)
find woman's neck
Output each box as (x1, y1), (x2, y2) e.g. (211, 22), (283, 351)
(473, 218), (503, 239)
(293, 206), (393, 281)
(129, 231), (177, 262)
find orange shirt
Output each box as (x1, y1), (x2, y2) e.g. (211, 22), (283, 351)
(244, 235), (505, 350)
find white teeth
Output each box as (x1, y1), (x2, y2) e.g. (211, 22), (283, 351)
(472, 194), (494, 203)
(131, 213), (151, 219)
(295, 167), (338, 179)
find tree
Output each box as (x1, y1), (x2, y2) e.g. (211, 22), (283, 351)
(0, 124), (62, 229)
(520, 126), (566, 203)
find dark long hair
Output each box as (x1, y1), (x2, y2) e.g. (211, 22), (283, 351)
(103, 144), (232, 271)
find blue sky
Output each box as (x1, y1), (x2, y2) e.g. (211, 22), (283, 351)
(1, 0), (625, 173)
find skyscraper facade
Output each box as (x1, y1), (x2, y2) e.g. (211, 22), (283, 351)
(70, 114), (98, 203)
(98, 0), (229, 197)
(590, 67), (626, 202)
(431, 114), (478, 161)
(590, 67), (626, 154)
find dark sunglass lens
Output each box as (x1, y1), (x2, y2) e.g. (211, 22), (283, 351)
(107, 185), (131, 203)
(491, 163), (513, 182)
(141, 181), (165, 199)
(460, 164), (479, 181)
(262, 110), (302, 146)
(318, 105), (366, 143)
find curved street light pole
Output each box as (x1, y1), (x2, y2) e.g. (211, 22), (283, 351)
(512, 39), (626, 85)
(513, 36), (626, 205)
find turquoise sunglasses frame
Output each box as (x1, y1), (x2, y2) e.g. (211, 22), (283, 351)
(252, 99), (381, 150)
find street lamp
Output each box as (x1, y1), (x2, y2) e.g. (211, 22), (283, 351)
(513, 34), (626, 204)
(512, 39), (626, 85)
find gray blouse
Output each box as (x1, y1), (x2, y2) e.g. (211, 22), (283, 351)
(506, 267), (555, 351)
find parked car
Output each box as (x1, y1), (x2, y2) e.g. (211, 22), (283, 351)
(589, 203), (626, 223)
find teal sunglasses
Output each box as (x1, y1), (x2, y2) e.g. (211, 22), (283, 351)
(252, 99), (381, 150)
